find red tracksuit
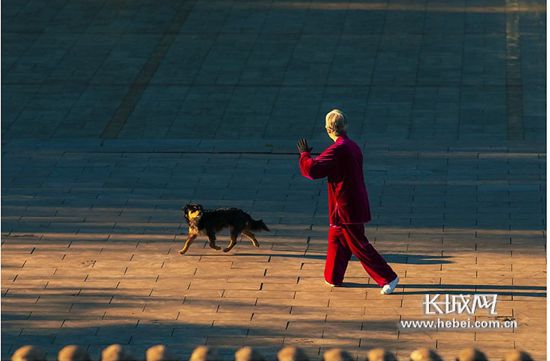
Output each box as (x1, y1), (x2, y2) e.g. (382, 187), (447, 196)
(299, 135), (397, 286)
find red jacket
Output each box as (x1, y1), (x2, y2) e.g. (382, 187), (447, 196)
(299, 135), (371, 225)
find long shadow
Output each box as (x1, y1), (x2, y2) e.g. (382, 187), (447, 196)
(384, 254), (453, 264)
(340, 282), (546, 297)
(0, 290), (398, 360)
(225, 252), (453, 264)
(181, 252), (544, 297)
(397, 283), (547, 297)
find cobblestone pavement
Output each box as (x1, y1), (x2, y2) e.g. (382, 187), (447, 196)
(2, 0), (546, 360)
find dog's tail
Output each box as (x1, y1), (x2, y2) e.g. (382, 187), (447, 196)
(250, 219), (270, 232)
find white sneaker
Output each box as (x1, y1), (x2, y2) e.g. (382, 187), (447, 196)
(380, 276), (399, 295)
(325, 280), (337, 287)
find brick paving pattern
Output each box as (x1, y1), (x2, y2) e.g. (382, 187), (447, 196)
(2, 0), (546, 360)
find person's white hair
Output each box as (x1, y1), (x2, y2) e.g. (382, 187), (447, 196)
(325, 109), (348, 135)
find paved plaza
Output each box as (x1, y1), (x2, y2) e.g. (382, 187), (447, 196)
(2, 0), (547, 360)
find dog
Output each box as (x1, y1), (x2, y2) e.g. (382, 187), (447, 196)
(180, 203), (270, 254)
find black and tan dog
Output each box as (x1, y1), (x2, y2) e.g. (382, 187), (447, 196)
(180, 203), (270, 254)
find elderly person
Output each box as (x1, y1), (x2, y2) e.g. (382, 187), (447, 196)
(297, 109), (399, 294)
(277, 346), (309, 361)
(322, 348), (354, 361)
(456, 348), (488, 361)
(367, 348), (397, 361)
(502, 350), (533, 361)
(58, 345), (92, 361)
(100, 344), (135, 361)
(10, 346), (46, 361)
(145, 345), (175, 361)
(234, 347), (266, 361)
(189, 346), (219, 361)
(409, 348), (443, 361)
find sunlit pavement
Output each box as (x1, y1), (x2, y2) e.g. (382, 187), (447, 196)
(2, 0), (546, 360)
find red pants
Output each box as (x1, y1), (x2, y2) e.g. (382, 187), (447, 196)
(325, 224), (397, 286)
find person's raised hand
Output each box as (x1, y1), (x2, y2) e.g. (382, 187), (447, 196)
(297, 138), (313, 153)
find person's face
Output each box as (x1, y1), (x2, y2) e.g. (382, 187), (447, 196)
(325, 122), (338, 140)
(325, 122), (332, 135)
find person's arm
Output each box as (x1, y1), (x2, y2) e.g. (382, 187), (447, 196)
(299, 145), (338, 180)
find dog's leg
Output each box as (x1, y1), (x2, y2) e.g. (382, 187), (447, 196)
(179, 234), (197, 254)
(242, 230), (260, 247)
(207, 231), (221, 251)
(223, 230), (238, 253)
